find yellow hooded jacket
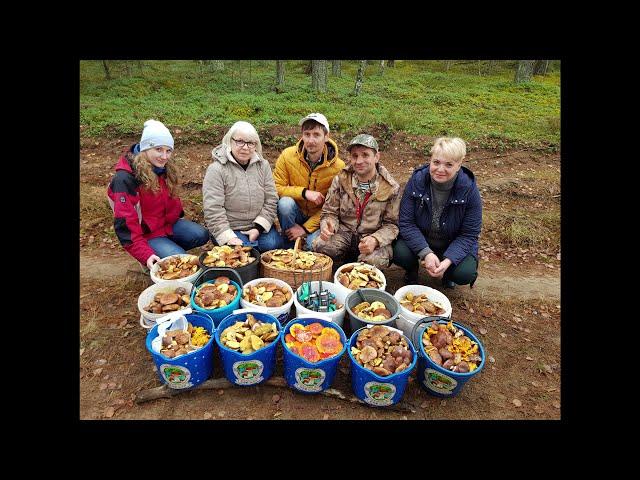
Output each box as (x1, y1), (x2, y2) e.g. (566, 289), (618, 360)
(273, 138), (345, 233)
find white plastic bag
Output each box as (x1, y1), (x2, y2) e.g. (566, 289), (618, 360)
(151, 313), (190, 354)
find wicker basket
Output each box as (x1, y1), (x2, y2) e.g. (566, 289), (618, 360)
(260, 238), (333, 291)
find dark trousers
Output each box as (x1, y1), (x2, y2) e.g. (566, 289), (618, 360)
(392, 238), (478, 286)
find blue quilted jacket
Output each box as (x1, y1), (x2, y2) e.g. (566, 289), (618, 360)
(398, 164), (482, 266)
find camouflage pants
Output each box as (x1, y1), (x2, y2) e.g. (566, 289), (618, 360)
(312, 227), (393, 269)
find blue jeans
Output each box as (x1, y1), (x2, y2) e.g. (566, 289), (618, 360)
(212, 228), (283, 253)
(147, 219), (210, 259)
(277, 197), (320, 250)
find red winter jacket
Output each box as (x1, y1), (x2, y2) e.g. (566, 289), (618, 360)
(107, 148), (184, 265)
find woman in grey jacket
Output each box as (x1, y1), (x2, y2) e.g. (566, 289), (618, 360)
(202, 121), (282, 252)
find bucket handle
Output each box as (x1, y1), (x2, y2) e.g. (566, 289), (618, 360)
(192, 266), (243, 290)
(296, 312), (333, 322)
(155, 308), (193, 325)
(410, 315), (449, 352)
(139, 314), (152, 329)
(233, 307), (269, 315)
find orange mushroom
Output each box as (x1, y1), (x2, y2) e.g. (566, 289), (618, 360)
(299, 342), (321, 362)
(307, 322), (324, 336)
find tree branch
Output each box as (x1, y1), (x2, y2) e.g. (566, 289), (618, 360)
(135, 376), (417, 414)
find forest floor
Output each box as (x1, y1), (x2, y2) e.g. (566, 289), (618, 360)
(79, 126), (561, 420)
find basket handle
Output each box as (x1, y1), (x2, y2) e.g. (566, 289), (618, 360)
(293, 237), (301, 257)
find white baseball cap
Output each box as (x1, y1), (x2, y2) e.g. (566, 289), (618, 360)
(299, 112), (329, 133)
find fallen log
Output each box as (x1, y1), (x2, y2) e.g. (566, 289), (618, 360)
(135, 376), (416, 414)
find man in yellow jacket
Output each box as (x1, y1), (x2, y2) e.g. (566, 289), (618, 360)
(273, 113), (346, 250)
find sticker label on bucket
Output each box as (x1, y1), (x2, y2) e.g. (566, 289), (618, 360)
(424, 368), (457, 394)
(232, 360), (264, 385)
(160, 364), (193, 389)
(294, 368), (326, 392)
(363, 382), (396, 406)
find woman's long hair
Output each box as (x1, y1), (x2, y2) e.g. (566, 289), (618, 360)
(131, 150), (180, 196)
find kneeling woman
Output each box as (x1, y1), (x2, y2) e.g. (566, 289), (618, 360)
(393, 137), (481, 288)
(202, 121), (282, 252)
(107, 119), (210, 271)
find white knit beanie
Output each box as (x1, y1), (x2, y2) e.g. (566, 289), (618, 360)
(140, 119), (174, 152)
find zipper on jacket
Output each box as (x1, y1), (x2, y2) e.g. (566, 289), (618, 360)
(235, 160), (253, 222)
(306, 170), (314, 210)
(244, 168), (252, 222)
(416, 191), (431, 232)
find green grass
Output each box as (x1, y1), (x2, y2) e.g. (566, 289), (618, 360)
(80, 60), (560, 147)
(484, 208), (560, 248)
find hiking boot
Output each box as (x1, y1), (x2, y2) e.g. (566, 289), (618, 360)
(442, 279), (456, 289)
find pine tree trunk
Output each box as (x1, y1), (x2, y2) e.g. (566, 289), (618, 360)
(311, 60), (327, 93)
(388, 60), (395, 68)
(533, 60), (549, 75)
(332, 60), (341, 77)
(353, 60), (367, 96)
(102, 60), (111, 80)
(514, 60), (536, 83)
(445, 60), (452, 71)
(303, 61), (312, 74)
(276, 60), (285, 90)
(248, 60), (252, 82)
(379, 60), (386, 75)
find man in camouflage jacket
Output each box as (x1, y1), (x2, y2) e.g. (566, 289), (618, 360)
(312, 134), (400, 268)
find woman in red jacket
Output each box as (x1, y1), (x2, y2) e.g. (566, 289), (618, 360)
(107, 120), (209, 271)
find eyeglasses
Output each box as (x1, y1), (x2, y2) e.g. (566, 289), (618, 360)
(232, 138), (257, 149)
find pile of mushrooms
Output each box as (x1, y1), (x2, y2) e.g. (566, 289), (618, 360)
(145, 287), (190, 313)
(351, 325), (412, 376)
(422, 321), (482, 373)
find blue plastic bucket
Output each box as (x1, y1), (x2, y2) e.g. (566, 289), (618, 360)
(348, 326), (417, 406)
(145, 313), (215, 389)
(412, 316), (486, 397)
(280, 317), (347, 394)
(215, 311), (282, 386)
(190, 280), (242, 327)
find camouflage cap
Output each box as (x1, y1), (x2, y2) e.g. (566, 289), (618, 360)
(347, 134), (379, 152)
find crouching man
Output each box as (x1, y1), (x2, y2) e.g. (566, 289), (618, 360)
(312, 134), (400, 269)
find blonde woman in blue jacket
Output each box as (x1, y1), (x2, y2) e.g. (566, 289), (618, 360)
(393, 137), (482, 289)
